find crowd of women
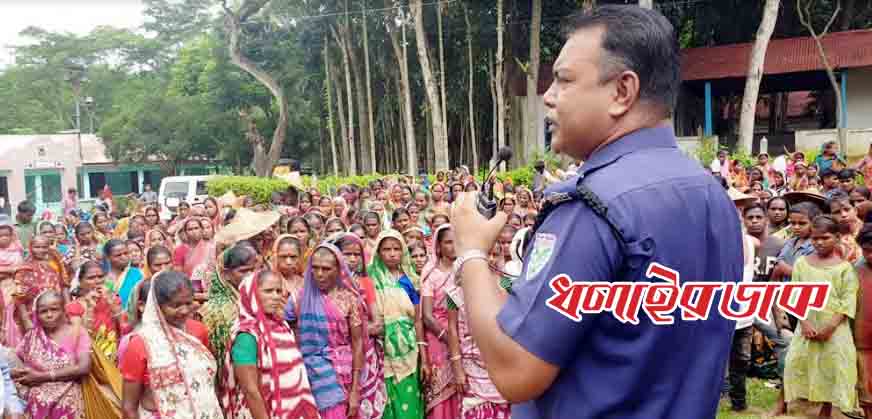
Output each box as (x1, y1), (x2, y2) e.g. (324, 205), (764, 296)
(0, 166), (539, 419)
(721, 141), (872, 418)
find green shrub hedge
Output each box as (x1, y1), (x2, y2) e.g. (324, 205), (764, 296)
(207, 176), (292, 203)
(207, 167), (537, 202)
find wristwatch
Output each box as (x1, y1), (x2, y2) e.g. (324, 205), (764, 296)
(453, 249), (489, 284)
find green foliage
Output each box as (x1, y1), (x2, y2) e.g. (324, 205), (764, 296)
(207, 176), (291, 204)
(99, 92), (240, 174)
(729, 148), (756, 169)
(303, 174), (388, 194)
(694, 136), (720, 167)
(495, 166), (535, 188)
(112, 196), (132, 216)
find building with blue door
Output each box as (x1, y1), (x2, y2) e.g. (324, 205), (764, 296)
(0, 133), (222, 217)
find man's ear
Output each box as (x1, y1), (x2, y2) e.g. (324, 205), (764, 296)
(607, 70), (641, 118)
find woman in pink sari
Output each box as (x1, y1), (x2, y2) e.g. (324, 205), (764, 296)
(331, 233), (387, 419)
(0, 216), (24, 348)
(287, 243), (368, 419)
(421, 224), (461, 418)
(13, 290), (92, 419)
(444, 243), (512, 419)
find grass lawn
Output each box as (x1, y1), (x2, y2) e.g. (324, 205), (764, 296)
(717, 378), (779, 419)
(716, 378), (862, 419)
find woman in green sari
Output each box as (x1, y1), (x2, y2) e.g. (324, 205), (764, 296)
(369, 229), (429, 419)
(199, 243), (257, 376)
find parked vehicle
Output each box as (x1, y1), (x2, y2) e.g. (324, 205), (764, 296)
(158, 175), (212, 220)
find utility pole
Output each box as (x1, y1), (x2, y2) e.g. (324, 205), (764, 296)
(64, 64), (86, 161)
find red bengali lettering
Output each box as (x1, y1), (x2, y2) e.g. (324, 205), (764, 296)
(678, 282), (724, 321)
(579, 283), (611, 314)
(545, 275), (584, 322)
(776, 283), (831, 320)
(718, 283), (782, 322)
(604, 282), (648, 324)
(735, 283), (781, 322)
(642, 263), (681, 325)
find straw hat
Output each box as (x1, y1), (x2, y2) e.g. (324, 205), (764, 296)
(783, 191), (828, 213)
(219, 190), (238, 208)
(728, 188), (756, 206)
(214, 208), (281, 246)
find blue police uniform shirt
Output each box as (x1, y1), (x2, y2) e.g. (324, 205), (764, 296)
(496, 126), (743, 419)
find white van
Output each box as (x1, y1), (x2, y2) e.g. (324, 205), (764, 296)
(158, 175), (213, 220)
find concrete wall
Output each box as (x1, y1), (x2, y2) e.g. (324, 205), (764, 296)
(847, 67), (872, 130)
(0, 134), (82, 216)
(794, 128), (871, 158)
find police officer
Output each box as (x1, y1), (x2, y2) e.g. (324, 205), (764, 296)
(450, 6), (743, 419)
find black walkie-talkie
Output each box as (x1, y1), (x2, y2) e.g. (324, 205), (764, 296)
(477, 147), (514, 219)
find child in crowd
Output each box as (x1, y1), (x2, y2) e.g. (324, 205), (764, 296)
(854, 223), (872, 419)
(783, 216), (858, 418)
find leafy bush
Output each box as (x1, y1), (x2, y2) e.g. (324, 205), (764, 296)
(207, 176), (291, 203)
(694, 136), (719, 167)
(496, 166), (534, 188)
(303, 174), (389, 194)
(208, 167), (539, 201)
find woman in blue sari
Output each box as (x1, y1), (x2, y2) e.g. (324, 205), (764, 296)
(102, 239), (143, 311)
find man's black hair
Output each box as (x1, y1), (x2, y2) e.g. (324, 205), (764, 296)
(562, 5), (680, 117)
(820, 168), (838, 179)
(827, 190), (852, 208)
(743, 202), (766, 217)
(838, 169), (856, 181)
(17, 200), (35, 215)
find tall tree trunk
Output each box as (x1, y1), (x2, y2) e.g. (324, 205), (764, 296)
(392, 70), (406, 173)
(349, 39), (371, 173)
(223, 0), (288, 177)
(494, 0), (506, 170)
(239, 107), (269, 175)
(411, 0), (449, 171)
(425, 105), (433, 173)
(489, 51), (498, 167)
(324, 42), (339, 176)
(362, 2), (377, 174)
(738, 0), (780, 154)
(526, 0), (542, 165)
(464, 4), (479, 175)
(639, 0), (653, 8)
(331, 54), (350, 176)
(438, 3), (449, 154)
(840, 0), (856, 30)
(388, 13), (418, 175)
(331, 25), (358, 176)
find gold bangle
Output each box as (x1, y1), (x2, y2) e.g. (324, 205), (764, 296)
(450, 355), (461, 361)
(417, 342), (428, 346)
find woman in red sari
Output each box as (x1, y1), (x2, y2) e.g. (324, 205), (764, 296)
(13, 290), (92, 419)
(222, 270), (319, 419)
(271, 234), (306, 301)
(14, 235), (64, 332)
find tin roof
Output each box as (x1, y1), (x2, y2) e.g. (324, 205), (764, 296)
(681, 29), (872, 81)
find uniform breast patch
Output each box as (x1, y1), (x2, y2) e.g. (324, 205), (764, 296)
(526, 232), (557, 281)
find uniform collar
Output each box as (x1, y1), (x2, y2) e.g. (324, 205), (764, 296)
(579, 125), (677, 178)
